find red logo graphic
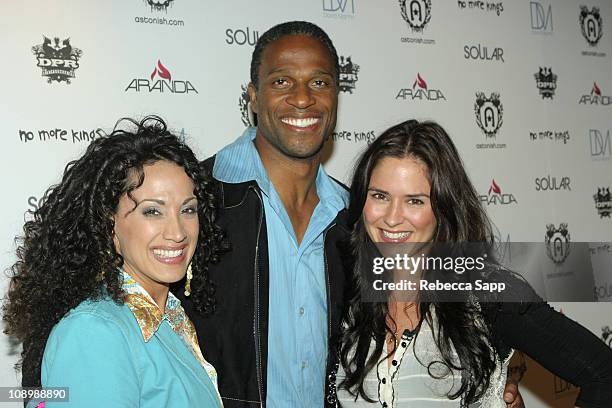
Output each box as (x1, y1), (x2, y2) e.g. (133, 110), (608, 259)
(488, 179), (502, 195)
(592, 82), (602, 96)
(412, 73), (427, 90)
(150, 60), (172, 81)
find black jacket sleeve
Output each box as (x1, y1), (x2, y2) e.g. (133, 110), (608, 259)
(492, 299), (612, 408)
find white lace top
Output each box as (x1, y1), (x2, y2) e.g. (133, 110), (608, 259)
(336, 312), (512, 408)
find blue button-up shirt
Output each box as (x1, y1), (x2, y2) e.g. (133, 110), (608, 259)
(214, 128), (348, 408)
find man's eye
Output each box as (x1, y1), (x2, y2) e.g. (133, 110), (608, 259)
(312, 79), (328, 88)
(272, 78), (289, 87)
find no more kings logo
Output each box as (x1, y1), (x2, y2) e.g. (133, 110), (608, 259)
(125, 60), (197, 94)
(396, 73), (446, 101)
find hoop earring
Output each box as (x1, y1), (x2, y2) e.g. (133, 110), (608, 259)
(184, 263), (193, 297)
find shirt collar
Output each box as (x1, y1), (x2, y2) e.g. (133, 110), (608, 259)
(214, 127), (348, 210)
(121, 270), (183, 342)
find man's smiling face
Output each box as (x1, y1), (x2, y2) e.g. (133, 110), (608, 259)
(249, 34), (338, 160)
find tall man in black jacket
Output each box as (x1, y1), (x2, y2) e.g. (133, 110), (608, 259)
(179, 21), (524, 408)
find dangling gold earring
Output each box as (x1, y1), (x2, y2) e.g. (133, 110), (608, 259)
(184, 263), (193, 297)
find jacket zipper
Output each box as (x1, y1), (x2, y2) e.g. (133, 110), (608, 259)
(252, 187), (265, 407)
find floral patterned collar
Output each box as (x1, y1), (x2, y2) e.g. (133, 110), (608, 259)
(121, 271), (219, 392)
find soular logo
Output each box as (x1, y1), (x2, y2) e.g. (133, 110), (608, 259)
(225, 27), (259, 46)
(602, 326), (612, 347)
(545, 223), (571, 264)
(479, 179), (517, 206)
(589, 129), (611, 160)
(474, 92), (503, 138)
(534, 67), (557, 99)
(400, 0), (432, 32)
(396, 73), (446, 101)
(125, 60), (198, 94)
(339, 56), (359, 94)
(322, 0), (355, 17)
(579, 6), (603, 47)
(594, 187), (611, 218)
(464, 44), (504, 62)
(144, 0), (174, 12)
(32, 36), (83, 84)
(238, 83), (254, 127)
(530, 1), (552, 33)
(534, 175), (571, 191)
(579, 82), (612, 106)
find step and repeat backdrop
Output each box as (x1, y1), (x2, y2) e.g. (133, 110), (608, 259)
(1, 0), (611, 406)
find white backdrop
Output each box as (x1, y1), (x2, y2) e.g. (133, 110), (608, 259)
(1, 1), (611, 407)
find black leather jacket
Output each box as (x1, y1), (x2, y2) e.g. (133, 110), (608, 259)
(178, 156), (350, 408)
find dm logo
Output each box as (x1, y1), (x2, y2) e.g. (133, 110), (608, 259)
(474, 92), (503, 138)
(400, 0), (432, 33)
(579, 6), (603, 47)
(534, 67), (557, 99)
(545, 223), (571, 264)
(338, 56), (359, 94)
(531, 1), (553, 33)
(238, 84), (254, 127)
(32, 36), (83, 84)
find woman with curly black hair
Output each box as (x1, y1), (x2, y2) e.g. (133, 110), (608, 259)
(336, 119), (612, 407)
(3, 116), (227, 407)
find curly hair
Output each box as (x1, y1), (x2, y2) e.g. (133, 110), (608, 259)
(340, 120), (497, 405)
(3, 116), (228, 387)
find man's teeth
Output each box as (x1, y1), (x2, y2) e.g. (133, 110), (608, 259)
(382, 230), (411, 239)
(153, 249), (183, 258)
(281, 117), (319, 128)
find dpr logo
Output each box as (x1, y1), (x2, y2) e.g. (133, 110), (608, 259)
(530, 1), (552, 33)
(594, 187), (611, 218)
(589, 129), (612, 160)
(32, 36), (83, 84)
(534, 67), (557, 99)
(338, 56), (360, 94)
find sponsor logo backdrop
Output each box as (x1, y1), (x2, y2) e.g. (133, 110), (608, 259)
(0, 1), (610, 406)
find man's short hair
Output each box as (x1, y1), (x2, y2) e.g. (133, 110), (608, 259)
(250, 21), (340, 90)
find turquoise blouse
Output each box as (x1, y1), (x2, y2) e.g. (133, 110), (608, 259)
(30, 273), (222, 407)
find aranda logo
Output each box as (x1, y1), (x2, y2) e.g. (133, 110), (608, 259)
(479, 179), (517, 205)
(32, 36), (83, 84)
(125, 60), (198, 94)
(396, 73), (446, 101)
(474, 92), (503, 138)
(594, 187), (611, 218)
(579, 5), (603, 47)
(239, 83), (254, 127)
(603, 326), (612, 347)
(323, 0), (355, 15)
(400, 0), (432, 33)
(464, 44), (504, 62)
(579, 82), (612, 105)
(531, 1), (552, 33)
(145, 0), (174, 12)
(534, 67), (557, 99)
(339, 56), (359, 94)
(225, 27), (259, 46)
(589, 129), (611, 160)
(545, 223), (571, 264)
(534, 175), (571, 191)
